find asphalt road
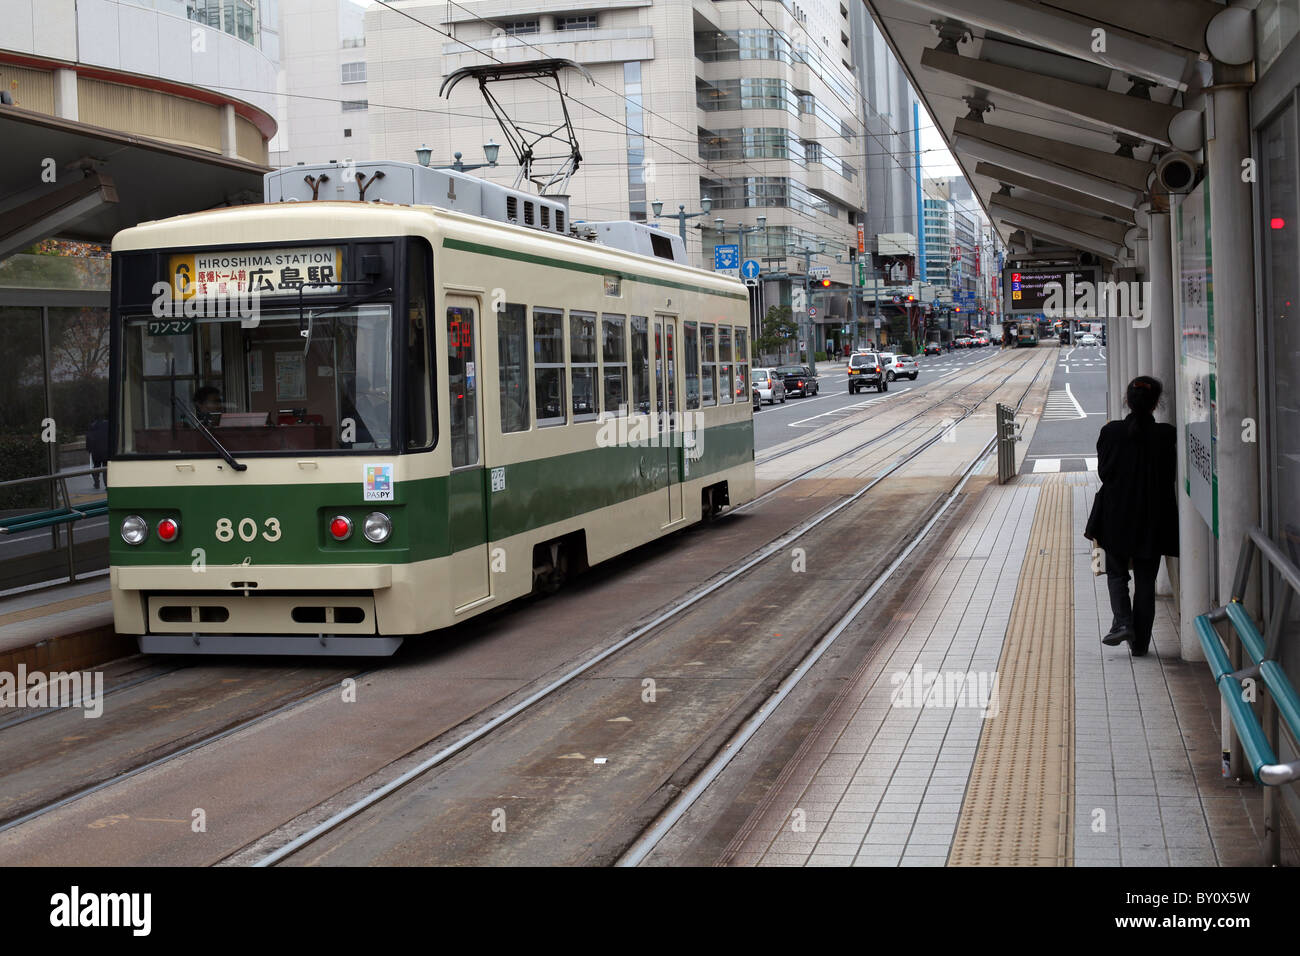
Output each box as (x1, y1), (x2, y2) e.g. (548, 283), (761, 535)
(1020, 341), (1109, 473)
(753, 347), (1002, 450)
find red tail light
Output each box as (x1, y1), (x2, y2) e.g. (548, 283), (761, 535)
(157, 518), (179, 542)
(329, 516), (353, 540)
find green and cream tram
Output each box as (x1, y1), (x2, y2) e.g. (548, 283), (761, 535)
(108, 161), (755, 655)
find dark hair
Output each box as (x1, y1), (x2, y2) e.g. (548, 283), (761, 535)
(1125, 376), (1161, 433)
(194, 386), (221, 405)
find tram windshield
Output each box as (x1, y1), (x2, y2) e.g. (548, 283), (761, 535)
(118, 305), (395, 454)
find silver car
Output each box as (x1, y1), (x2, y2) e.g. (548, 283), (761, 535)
(751, 368), (786, 404)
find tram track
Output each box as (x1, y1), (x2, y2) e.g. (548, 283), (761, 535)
(746, 350), (1026, 509)
(243, 347), (1053, 866)
(752, 351), (1008, 470)
(0, 349), (1049, 864)
(617, 349), (1052, 865)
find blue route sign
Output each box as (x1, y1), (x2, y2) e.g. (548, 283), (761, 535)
(741, 258), (761, 280)
(713, 244), (739, 271)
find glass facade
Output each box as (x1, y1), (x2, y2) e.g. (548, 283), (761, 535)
(699, 128), (806, 164)
(625, 62), (647, 221)
(701, 176), (835, 217)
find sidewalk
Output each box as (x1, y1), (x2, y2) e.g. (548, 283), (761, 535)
(721, 472), (1293, 866)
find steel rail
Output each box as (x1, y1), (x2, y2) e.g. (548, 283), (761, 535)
(251, 348), (1053, 866)
(616, 351), (1052, 865)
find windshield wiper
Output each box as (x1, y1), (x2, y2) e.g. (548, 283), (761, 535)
(172, 395), (248, 472)
(294, 281), (393, 354)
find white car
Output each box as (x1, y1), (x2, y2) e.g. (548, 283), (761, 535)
(751, 368), (786, 404)
(883, 353), (919, 381)
(1079, 333), (1098, 346)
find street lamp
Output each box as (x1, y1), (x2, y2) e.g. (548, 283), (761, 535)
(652, 197), (713, 243)
(423, 139), (501, 171)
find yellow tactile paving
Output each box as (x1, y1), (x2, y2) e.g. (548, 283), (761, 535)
(949, 475), (1074, 866)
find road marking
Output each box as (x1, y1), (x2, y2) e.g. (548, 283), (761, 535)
(1032, 458), (1062, 472)
(1086, 457), (1098, 471)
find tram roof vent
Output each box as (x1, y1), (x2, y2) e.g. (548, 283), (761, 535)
(262, 160), (569, 236)
(582, 221), (687, 264)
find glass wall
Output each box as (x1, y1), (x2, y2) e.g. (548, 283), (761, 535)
(0, 299), (111, 591)
(1259, 99), (1300, 692)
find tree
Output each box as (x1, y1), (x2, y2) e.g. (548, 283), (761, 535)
(757, 305), (797, 360)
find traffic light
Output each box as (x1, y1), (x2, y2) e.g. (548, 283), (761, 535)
(955, 305), (962, 312)
(820, 278), (832, 288)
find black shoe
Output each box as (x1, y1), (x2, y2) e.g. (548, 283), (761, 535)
(1102, 625), (1134, 646)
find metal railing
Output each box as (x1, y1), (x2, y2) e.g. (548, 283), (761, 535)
(0, 466), (108, 590)
(1195, 527), (1300, 865)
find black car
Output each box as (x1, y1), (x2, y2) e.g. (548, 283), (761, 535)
(923, 342), (941, 356)
(776, 364), (819, 397)
(847, 352), (886, 394)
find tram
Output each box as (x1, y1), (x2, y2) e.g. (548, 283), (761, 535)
(1016, 322), (1040, 347)
(107, 161), (756, 655)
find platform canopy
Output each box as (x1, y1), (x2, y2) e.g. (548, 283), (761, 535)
(0, 104), (268, 259)
(865, 0), (1229, 263)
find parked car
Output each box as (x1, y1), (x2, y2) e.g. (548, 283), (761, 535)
(776, 364), (819, 397)
(847, 351), (886, 393)
(751, 367), (786, 404)
(883, 353), (919, 381)
(1079, 333), (1098, 346)
(752, 384), (762, 411)
(923, 341), (942, 356)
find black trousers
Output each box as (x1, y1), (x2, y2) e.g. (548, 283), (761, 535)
(1105, 550), (1161, 650)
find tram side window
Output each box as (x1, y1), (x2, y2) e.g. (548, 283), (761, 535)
(602, 313), (627, 415)
(683, 322), (700, 410)
(406, 239), (434, 450)
(570, 310), (598, 421)
(447, 306), (477, 467)
(735, 328), (749, 404)
(534, 307), (566, 426)
(498, 303), (530, 433)
(701, 324), (716, 406)
(718, 326), (733, 405)
(631, 315), (650, 414)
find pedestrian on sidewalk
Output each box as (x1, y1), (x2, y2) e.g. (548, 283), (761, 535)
(1084, 376), (1178, 656)
(86, 418), (109, 490)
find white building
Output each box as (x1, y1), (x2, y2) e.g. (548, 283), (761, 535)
(270, 0), (369, 167)
(361, 0), (864, 350)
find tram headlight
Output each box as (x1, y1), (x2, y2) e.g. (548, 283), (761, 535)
(363, 512), (392, 544)
(121, 515), (148, 546)
(329, 515), (353, 541)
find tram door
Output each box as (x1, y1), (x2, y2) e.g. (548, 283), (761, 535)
(654, 314), (684, 525)
(446, 295), (490, 609)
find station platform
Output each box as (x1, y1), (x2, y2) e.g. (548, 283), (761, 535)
(0, 577), (127, 674)
(715, 469), (1295, 867)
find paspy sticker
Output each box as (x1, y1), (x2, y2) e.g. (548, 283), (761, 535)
(364, 463), (394, 501)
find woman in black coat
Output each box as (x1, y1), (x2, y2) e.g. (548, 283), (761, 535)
(1084, 376), (1179, 656)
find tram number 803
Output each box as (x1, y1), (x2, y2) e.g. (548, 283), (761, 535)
(216, 517), (282, 543)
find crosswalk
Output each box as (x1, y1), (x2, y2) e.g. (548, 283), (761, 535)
(1043, 385), (1087, 421)
(1026, 456), (1098, 473)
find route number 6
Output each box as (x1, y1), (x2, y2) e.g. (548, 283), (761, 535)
(216, 517), (281, 542)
